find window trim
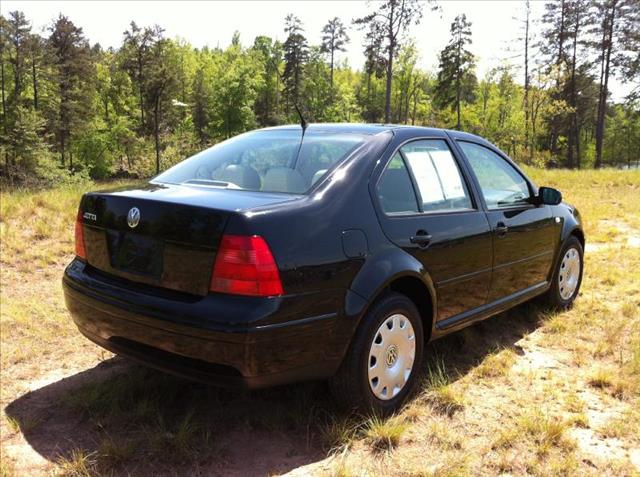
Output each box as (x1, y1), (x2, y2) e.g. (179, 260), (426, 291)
(374, 137), (479, 217)
(455, 140), (536, 212)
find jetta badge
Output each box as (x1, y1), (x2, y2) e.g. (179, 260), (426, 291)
(127, 207), (140, 228)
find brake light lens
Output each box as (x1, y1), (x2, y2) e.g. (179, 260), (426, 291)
(75, 210), (86, 260)
(210, 234), (283, 297)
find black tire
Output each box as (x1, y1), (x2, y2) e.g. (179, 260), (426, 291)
(544, 235), (584, 309)
(329, 291), (424, 416)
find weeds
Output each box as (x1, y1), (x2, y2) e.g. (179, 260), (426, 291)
(362, 415), (406, 452)
(56, 449), (97, 477)
(421, 358), (465, 416)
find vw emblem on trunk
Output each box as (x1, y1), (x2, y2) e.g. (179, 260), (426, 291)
(127, 207), (140, 228)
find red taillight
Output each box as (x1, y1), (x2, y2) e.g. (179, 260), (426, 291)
(210, 234), (283, 297)
(75, 210), (86, 260)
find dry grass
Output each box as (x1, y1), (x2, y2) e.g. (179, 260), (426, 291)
(1, 168), (640, 476)
(474, 347), (518, 378)
(362, 415), (407, 452)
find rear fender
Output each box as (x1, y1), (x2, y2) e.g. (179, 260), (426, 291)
(327, 248), (437, 360)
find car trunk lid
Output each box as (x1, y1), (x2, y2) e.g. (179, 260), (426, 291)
(79, 182), (296, 296)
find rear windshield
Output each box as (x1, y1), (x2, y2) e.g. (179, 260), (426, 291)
(153, 129), (368, 194)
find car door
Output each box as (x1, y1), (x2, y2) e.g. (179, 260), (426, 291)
(374, 138), (493, 322)
(456, 141), (558, 302)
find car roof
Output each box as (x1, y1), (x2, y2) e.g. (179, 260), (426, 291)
(260, 123), (488, 142)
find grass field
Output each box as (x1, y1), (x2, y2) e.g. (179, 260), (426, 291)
(1, 169), (639, 476)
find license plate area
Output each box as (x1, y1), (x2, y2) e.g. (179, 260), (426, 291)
(107, 231), (164, 278)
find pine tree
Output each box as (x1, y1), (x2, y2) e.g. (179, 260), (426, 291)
(25, 33), (42, 111)
(360, 21), (385, 122)
(592, 0), (638, 167)
(121, 22), (162, 132)
(252, 35), (283, 126)
(434, 14), (476, 130)
(617, 0), (640, 100)
(282, 14), (308, 114)
(48, 15), (94, 169)
(540, 0), (594, 167)
(191, 66), (210, 144)
(540, 0), (570, 157)
(0, 15), (10, 172)
(514, 0), (533, 162)
(354, 0), (434, 123)
(7, 11), (30, 106)
(320, 17), (349, 94)
(145, 34), (178, 173)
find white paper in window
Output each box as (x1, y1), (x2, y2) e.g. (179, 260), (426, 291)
(429, 150), (466, 200)
(404, 151), (444, 204)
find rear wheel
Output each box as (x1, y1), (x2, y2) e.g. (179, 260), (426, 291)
(545, 236), (584, 309)
(329, 292), (424, 415)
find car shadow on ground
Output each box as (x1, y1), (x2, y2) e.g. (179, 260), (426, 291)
(5, 301), (548, 476)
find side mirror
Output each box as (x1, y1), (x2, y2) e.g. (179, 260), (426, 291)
(537, 186), (562, 206)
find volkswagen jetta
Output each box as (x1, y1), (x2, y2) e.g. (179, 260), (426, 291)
(63, 124), (584, 414)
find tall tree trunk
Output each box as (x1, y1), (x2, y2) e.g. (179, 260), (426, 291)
(524, 0), (531, 163)
(329, 49), (334, 93)
(456, 30), (461, 130)
(60, 134), (65, 167)
(567, 3), (581, 168)
(550, 0), (567, 157)
(154, 97), (161, 174)
(595, 1), (617, 169)
(138, 55), (145, 128)
(575, 121), (581, 169)
(385, 47), (393, 123)
(412, 89), (417, 125)
(31, 56), (38, 110)
(557, 0), (567, 71)
(275, 67), (280, 117)
(1, 44), (8, 175)
(14, 47), (21, 101)
(384, 3), (395, 124)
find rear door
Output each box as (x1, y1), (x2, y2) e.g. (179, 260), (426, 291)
(373, 138), (493, 322)
(456, 141), (558, 302)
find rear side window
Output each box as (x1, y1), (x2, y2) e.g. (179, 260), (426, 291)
(458, 142), (530, 209)
(377, 153), (420, 214)
(400, 140), (472, 212)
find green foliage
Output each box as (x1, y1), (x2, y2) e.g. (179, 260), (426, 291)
(434, 14), (477, 130)
(7, 106), (50, 170)
(282, 14), (308, 113)
(0, 5), (639, 186)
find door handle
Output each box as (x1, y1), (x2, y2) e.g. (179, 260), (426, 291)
(495, 222), (508, 237)
(410, 230), (432, 248)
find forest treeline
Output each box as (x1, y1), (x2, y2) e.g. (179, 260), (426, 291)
(1, 0), (639, 185)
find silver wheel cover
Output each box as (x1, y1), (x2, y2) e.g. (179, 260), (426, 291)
(367, 313), (416, 400)
(559, 247), (581, 300)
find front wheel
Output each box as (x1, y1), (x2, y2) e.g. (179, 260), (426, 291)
(544, 236), (584, 309)
(329, 292), (424, 416)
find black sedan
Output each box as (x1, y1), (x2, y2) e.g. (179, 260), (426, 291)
(63, 124), (585, 414)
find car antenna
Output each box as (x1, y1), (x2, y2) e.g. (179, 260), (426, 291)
(294, 102), (307, 133)
(268, 55), (308, 166)
(291, 102), (307, 169)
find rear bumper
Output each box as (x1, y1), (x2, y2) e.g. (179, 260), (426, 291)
(63, 259), (347, 389)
